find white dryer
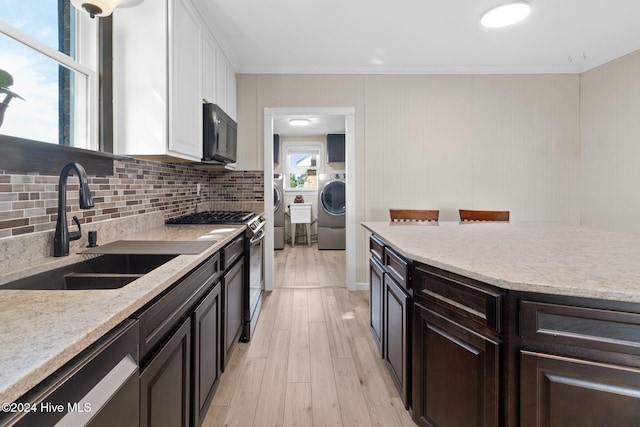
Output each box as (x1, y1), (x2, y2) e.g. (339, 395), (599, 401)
(317, 173), (346, 250)
(274, 174), (285, 249)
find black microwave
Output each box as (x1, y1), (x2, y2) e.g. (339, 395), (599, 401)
(203, 103), (237, 163)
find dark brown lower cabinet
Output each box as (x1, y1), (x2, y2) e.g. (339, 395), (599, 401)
(223, 258), (244, 370)
(413, 302), (500, 427)
(192, 284), (222, 427)
(384, 273), (410, 408)
(369, 257), (384, 354)
(520, 351), (640, 427)
(140, 318), (191, 427)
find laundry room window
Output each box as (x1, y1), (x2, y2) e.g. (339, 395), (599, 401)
(283, 142), (323, 193)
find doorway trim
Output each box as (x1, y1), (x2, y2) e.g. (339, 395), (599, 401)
(263, 107), (356, 291)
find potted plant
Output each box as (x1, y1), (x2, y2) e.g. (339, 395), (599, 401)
(0, 69), (25, 128)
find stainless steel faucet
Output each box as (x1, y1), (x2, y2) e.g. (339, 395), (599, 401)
(53, 163), (95, 257)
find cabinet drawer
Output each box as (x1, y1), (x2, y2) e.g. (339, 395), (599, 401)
(137, 253), (220, 363)
(370, 235), (384, 263)
(520, 300), (640, 357)
(222, 235), (244, 270)
(384, 246), (410, 291)
(414, 264), (502, 332)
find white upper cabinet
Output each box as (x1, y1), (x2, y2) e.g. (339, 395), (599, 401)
(202, 31), (217, 104)
(227, 66), (237, 121)
(113, 0), (236, 162)
(216, 51), (228, 114)
(169, 0), (202, 159)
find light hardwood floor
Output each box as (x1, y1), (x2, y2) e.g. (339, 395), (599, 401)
(202, 244), (414, 426)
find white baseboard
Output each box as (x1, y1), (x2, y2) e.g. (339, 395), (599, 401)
(354, 282), (369, 291)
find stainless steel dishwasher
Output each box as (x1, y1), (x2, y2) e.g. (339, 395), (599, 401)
(0, 320), (139, 427)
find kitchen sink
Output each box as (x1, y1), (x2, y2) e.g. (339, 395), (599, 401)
(0, 254), (177, 290)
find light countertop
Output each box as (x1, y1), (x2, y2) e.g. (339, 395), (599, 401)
(0, 224), (245, 404)
(362, 221), (640, 303)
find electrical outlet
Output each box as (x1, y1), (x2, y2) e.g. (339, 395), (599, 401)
(196, 183), (201, 196)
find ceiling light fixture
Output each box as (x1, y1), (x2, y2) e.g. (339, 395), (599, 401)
(481, 2), (531, 28)
(289, 119), (311, 126)
(71, 0), (144, 18)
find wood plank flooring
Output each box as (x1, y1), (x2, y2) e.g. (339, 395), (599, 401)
(202, 244), (413, 427)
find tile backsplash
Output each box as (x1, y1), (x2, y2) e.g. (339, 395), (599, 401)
(0, 157), (264, 240)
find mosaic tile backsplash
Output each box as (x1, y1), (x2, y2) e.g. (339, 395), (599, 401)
(0, 157), (264, 240)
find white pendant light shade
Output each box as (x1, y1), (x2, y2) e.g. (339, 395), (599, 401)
(481, 2), (531, 28)
(70, 0), (124, 17)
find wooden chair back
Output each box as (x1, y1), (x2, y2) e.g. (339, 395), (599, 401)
(459, 209), (510, 222)
(390, 209), (439, 223)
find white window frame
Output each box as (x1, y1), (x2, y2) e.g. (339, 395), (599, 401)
(0, 10), (98, 150)
(283, 141), (323, 194)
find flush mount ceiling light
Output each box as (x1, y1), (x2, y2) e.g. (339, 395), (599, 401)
(289, 119), (311, 126)
(481, 2), (531, 28)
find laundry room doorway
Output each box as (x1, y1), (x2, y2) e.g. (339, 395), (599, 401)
(263, 107), (356, 291)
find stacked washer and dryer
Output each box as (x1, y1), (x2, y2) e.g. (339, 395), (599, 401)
(273, 174), (285, 249)
(317, 173), (346, 250)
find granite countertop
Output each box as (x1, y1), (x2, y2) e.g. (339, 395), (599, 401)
(0, 224), (245, 404)
(362, 221), (640, 303)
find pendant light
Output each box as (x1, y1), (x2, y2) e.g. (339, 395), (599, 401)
(481, 2), (531, 28)
(71, 0), (144, 18)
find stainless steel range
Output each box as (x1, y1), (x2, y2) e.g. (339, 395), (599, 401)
(166, 211), (257, 225)
(167, 211), (266, 342)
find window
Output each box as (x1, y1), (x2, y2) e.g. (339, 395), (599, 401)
(284, 142), (323, 193)
(0, 1), (98, 149)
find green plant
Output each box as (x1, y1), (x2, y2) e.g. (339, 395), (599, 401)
(0, 69), (25, 128)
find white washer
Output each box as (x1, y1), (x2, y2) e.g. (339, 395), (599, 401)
(274, 174), (285, 249)
(317, 173), (346, 250)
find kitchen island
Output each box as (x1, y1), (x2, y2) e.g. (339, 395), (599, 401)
(362, 221), (640, 427)
(0, 223), (245, 417)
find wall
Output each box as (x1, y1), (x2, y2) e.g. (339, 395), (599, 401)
(580, 49), (640, 234)
(0, 156), (263, 270)
(237, 73), (581, 284)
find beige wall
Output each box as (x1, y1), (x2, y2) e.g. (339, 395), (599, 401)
(237, 73), (581, 284)
(580, 50), (640, 233)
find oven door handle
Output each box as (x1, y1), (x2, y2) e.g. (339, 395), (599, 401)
(250, 229), (265, 245)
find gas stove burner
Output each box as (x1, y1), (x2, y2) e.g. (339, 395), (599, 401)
(166, 211), (257, 225)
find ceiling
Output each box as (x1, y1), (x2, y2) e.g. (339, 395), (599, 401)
(198, 0), (640, 75)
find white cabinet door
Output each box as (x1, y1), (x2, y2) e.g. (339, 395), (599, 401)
(169, 0), (203, 160)
(202, 31), (217, 104)
(113, 0), (168, 157)
(226, 67), (237, 121)
(216, 51), (228, 112)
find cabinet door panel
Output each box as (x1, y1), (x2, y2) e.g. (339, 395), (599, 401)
(202, 31), (217, 103)
(384, 275), (410, 408)
(216, 51), (228, 111)
(193, 284), (222, 427)
(169, 0), (202, 159)
(413, 303), (500, 427)
(223, 259), (244, 370)
(140, 318), (191, 427)
(370, 257), (384, 354)
(521, 351), (640, 427)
